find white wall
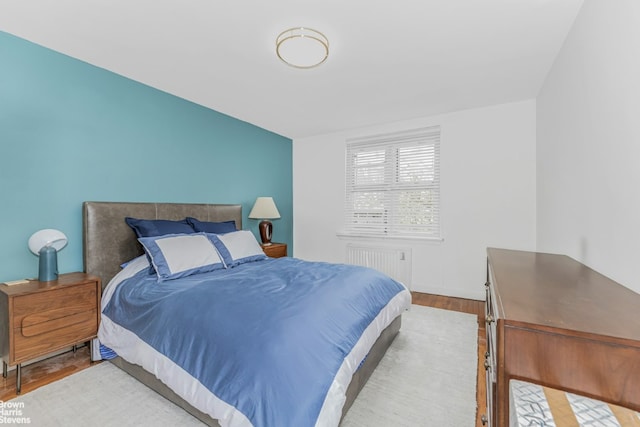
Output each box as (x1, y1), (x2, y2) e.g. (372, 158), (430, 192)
(537, 1), (640, 294)
(293, 100), (536, 300)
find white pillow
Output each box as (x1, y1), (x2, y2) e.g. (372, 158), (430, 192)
(208, 230), (268, 267)
(138, 233), (226, 281)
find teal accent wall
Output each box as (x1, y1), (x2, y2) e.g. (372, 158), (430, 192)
(0, 31), (293, 282)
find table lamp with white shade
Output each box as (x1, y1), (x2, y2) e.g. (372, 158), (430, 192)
(248, 197), (281, 246)
(28, 229), (68, 282)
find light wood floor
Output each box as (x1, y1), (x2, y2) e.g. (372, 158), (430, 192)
(0, 345), (95, 401)
(0, 292), (487, 425)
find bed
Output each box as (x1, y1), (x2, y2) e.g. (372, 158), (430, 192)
(82, 201), (411, 427)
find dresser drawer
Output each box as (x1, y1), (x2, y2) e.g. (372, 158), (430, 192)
(485, 277), (497, 382)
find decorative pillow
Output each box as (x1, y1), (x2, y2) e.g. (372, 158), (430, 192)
(186, 217), (237, 234)
(125, 217), (194, 238)
(208, 230), (267, 268)
(138, 233), (226, 281)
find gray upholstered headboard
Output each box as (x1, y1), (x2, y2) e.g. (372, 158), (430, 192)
(83, 201), (243, 289)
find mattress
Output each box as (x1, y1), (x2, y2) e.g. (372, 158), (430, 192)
(510, 379), (640, 426)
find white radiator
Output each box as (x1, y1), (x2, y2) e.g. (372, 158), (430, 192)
(346, 245), (412, 289)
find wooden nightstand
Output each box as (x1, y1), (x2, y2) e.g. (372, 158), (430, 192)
(261, 242), (287, 258)
(0, 272), (101, 394)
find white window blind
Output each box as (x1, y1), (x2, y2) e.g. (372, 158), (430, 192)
(344, 126), (441, 239)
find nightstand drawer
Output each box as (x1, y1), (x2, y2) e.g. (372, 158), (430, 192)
(12, 283), (97, 325)
(14, 310), (97, 362)
(21, 307), (96, 337)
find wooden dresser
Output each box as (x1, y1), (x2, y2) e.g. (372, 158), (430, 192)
(483, 248), (640, 426)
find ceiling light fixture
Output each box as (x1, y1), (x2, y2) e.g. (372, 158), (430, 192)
(276, 27), (329, 69)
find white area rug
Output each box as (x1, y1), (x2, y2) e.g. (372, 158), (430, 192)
(8, 305), (477, 426)
(341, 305), (478, 427)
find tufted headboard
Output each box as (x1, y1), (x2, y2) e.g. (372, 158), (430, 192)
(82, 201), (243, 289)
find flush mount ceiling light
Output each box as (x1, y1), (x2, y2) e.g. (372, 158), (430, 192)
(276, 27), (329, 69)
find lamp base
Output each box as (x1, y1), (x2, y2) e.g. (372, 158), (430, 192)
(38, 246), (59, 282)
(258, 220), (273, 245)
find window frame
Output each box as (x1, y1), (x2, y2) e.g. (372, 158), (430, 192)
(343, 126), (441, 240)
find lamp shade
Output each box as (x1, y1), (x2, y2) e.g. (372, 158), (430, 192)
(248, 197), (281, 220)
(28, 229), (68, 254)
(28, 229), (68, 282)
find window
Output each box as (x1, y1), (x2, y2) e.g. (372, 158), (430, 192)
(344, 126), (441, 239)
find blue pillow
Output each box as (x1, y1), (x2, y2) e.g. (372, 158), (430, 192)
(138, 233), (226, 281)
(186, 217), (237, 234)
(207, 230), (268, 268)
(125, 217), (194, 238)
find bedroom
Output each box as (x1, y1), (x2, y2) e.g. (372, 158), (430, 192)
(1, 0), (639, 426)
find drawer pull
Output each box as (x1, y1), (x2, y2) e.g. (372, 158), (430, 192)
(484, 359), (490, 371)
(485, 314), (494, 324)
(481, 414), (488, 425)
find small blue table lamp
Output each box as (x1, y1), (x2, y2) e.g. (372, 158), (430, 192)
(28, 229), (68, 282)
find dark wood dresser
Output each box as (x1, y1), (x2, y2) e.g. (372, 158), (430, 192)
(483, 248), (640, 426)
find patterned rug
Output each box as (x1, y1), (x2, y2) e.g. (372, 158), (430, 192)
(510, 380), (640, 426)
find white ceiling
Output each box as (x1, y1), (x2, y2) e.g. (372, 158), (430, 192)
(0, 0), (583, 139)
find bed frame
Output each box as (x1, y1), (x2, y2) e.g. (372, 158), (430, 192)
(82, 201), (401, 426)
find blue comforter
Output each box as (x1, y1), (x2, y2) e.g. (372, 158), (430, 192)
(102, 257), (407, 427)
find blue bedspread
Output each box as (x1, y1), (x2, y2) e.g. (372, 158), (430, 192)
(102, 257), (407, 427)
